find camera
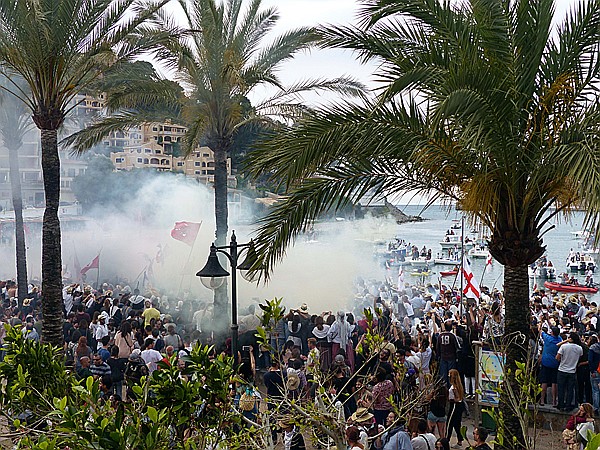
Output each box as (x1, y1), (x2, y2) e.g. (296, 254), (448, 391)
(242, 346), (251, 352)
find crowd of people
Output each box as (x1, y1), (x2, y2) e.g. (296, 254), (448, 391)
(2, 272), (600, 449)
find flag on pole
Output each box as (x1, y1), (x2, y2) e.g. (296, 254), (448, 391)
(81, 255), (100, 275)
(485, 252), (493, 273)
(171, 221), (201, 247)
(461, 258), (481, 301)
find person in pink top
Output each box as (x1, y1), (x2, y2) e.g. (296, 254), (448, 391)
(372, 369), (395, 425)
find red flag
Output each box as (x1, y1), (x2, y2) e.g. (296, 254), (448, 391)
(81, 255), (100, 275)
(171, 221), (201, 246)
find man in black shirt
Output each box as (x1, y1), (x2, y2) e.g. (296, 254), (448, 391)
(263, 359), (285, 410)
(436, 321), (459, 386)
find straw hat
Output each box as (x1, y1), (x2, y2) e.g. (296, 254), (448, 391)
(350, 407), (374, 423)
(286, 373), (300, 391)
(278, 415), (295, 428)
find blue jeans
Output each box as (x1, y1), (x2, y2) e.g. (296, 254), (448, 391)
(591, 372), (600, 411)
(557, 370), (577, 409)
(440, 359), (457, 387)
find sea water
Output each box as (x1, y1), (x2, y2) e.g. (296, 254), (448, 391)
(394, 204), (598, 302)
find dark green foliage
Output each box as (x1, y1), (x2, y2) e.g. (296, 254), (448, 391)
(0, 325), (71, 417)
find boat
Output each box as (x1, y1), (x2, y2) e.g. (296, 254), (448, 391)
(571, 230), (590, 240)
(468, 245), (488, 258)
(434, 257), (462, 265)
(566, 253), (596, 272)
(410, 266), (431, 276)
(439, 233), (475, 250)
(543, 281), (598, 294)
(410, 257), (431, 267)
(440, 269), (458, 277)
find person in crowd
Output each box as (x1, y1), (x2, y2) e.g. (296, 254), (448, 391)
(411, 419), (437, 450)
(556, 332), (584, 412)
(446, 369), (465, 447)
(427, 382), (448, 438)
(435, 438), (451, 450)
(278, 415), (306, 450)
(562, 403), (595, 450)
(538, 325), (562, 406)
(346, 425), (364, 450)
(437, 322), (459, 387)
(471, 427), (492, 450)
(90, 353), (112, 379)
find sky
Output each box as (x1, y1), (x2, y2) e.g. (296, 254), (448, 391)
(162, 0), (582, 105)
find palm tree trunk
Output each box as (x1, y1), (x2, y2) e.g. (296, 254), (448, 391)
(40, 129), (63, 347)
(498, 263), (530, 450)
(7, 144), (27, 306)
(213, 141), (230, 344)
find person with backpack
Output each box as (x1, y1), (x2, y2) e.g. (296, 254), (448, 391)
(124, 349), (149, 400)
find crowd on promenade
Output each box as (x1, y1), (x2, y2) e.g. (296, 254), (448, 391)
(1, 274), (599, 449)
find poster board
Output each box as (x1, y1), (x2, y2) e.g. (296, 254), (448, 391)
(478, 349), (505, 406)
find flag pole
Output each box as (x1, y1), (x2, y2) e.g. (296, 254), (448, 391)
(460, 216), (464, 317)
(95, 248), (102, 291)
(178, 237), (197, 294)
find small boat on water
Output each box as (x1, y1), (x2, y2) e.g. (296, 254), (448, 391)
(468, 245), (488, 258)
(440, 269), (458, 277)
(410, 268), (431, 277)
(543, 281), (598, 294)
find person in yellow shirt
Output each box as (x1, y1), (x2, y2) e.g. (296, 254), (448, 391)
(142, 300), (160, 327)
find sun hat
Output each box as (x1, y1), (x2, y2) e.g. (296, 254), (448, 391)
(286, 373), (300, 391)
(278, 415), (295, 428)
(350, 407), (374, 423)
(299, 303), (309, 313)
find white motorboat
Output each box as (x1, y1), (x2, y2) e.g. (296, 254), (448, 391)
(567, 253), (596, 272)
(410, 257), (431, 267)
(434, 257), (461, 265)
(468, 245), (488, 258)
(439, 233), (475, 250)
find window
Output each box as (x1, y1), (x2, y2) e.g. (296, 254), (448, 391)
(194, 161), (201, 167)
(195, 170), (201, 175)
(152, 127), (158, 131)
(137, 158), (143, 163)
(203, 153), (209, 157)
(150, 158), (159, 165)
(177, 162), (184, 167)
(201, 170), (206, 175)
(115, 158), (123, 163)
(161, 159), (169, 165)
(201, 162), (206, 167)
(207, 170), (214, 175)
(164, 136), (171, 142)
(137, 149), (142, 153)
(155, 149), (161, 154)
(145, 148), (152, 153)
(143, 158), (149, 164)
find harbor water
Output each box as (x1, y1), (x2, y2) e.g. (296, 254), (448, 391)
(394, 205), (599, 302)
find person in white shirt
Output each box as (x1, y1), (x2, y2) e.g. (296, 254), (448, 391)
(556, 332), (584, 412)
(94, 313), (109, 349)
(411, 419), (437, 450)
(141, 338), (163, 374)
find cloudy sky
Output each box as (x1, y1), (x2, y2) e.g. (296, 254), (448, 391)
(163, 0), (582, 105)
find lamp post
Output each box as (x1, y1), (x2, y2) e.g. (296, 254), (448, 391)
(196, 231), (258, 363)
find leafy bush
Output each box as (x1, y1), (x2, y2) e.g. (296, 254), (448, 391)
(0, 325), (71, 417)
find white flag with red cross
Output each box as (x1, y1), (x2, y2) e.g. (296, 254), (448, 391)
(461, 258), (481, 302)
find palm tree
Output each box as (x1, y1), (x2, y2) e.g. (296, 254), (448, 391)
(0, 76), (33, 306)
(245, 0), (600, 447)
(0, 0), (177, 346)
(66, 0), (364, 337)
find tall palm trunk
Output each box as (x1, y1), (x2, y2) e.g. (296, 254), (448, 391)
(7, 144), (27, 306)
(498, 264), (530, 450)
(40, 129), (63, 347)
(213, 140), (230, 342)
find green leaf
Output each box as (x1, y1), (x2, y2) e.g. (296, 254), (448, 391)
(147, 406), (158, 423)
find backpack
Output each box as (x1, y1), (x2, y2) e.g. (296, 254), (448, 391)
(239, 388), (257, 412)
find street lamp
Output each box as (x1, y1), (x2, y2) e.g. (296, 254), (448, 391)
(196, 231), (258, 362)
